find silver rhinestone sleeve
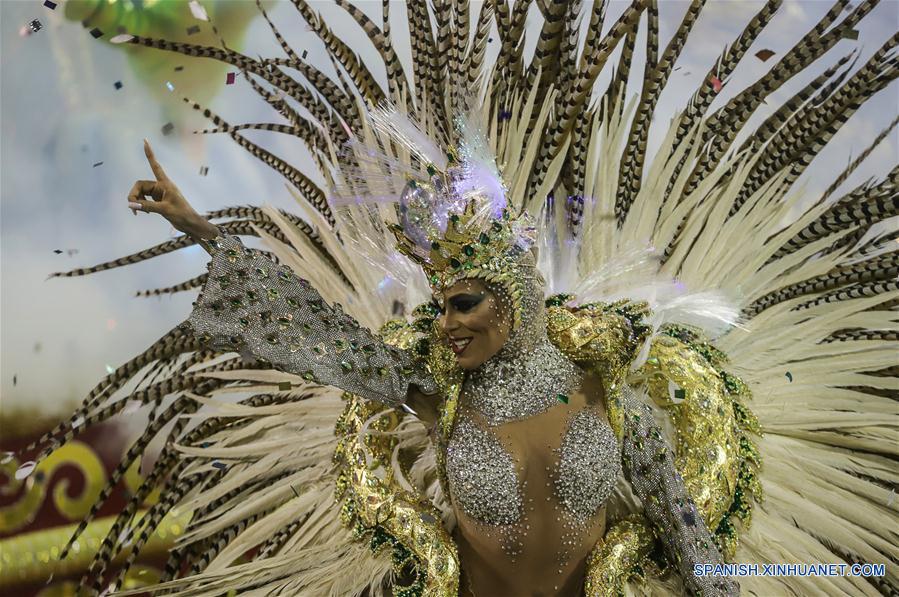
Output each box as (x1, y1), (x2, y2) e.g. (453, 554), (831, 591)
(180, 234), (438, 407)
(619, 384), (740, 596)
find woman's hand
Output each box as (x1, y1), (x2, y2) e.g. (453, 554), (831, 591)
(127, 139), (218, 240)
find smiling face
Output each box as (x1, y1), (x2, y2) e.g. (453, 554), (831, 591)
(438, 278), (512, 370)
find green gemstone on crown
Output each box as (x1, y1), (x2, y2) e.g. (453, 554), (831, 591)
(556, 393), (569, 404)
(479, 232), (490, 245)
(462, 245), (474, 256)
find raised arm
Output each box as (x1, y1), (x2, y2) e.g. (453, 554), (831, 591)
(127, 140), (437, 409)
(618, 384), (740, 596)
(182, 233), (438, 407)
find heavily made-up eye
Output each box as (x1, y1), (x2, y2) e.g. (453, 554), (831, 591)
(448, 294), (484, 313)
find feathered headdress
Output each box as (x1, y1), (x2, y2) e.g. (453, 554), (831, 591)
(337, 105), (540, 330)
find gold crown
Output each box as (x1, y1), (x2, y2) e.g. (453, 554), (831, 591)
(390, 200), (534, 329)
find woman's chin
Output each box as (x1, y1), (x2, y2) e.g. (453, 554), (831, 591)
(455, 354), (479, 370)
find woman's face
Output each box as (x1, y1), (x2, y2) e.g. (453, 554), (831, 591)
(438, 278), (512, 370)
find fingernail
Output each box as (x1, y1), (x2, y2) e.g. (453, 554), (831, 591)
(129, 202), (141, 211)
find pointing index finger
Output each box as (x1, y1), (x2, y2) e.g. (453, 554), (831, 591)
(143, 138), (169, 181)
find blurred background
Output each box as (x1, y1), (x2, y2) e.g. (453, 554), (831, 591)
(0, 0), (896, 593)
(2, 0), (896, 418)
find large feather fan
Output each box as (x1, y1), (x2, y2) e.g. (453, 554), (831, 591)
(23, 1), (899, 595)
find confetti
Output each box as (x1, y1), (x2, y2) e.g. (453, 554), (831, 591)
(785, 371), (793, 382)
(226, 72), (236, 85)
(15, 461), (36, 480)
(755, 49), (775, 61)
(186, 25), (200, 36)
(114, 81), (123, 90)
(90, 27), (103, 39)
(488, 37), (493, 43)
(189, 0), (209, 21)
(166, 81), (175, 92)
(12, 375), (16, 386)
(673, 66), (682, 71)
(161, 122), (174, 136)
(110, 33), (133, 44)
(30, 19), (42, 33)
(93, 161), (104, 168)
(709, 75), (723, 92)
(44, 0), (57, 9)
(302, 50), (308, 59)
(174, 65), (184, 72)
(499, 109), (512, 121)
(199, 166), (209, 176)
(211, 461), (227, 470)
(278, 381), (291, 391)
(841, 29), (859, 40)
(54, 249), (63, 254)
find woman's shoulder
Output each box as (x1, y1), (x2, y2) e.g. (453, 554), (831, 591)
(546, 298), (652, 392)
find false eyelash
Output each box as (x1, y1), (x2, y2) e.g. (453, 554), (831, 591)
(450, 296), (484, 312)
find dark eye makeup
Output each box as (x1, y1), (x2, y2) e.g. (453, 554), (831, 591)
(448, 294), (484, 312)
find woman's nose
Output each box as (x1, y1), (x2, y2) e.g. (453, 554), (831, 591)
(439, 312), (457, 333)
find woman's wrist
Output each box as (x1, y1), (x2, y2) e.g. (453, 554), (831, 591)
(185, 216), (220, 240)
(180, 215), (221, 255)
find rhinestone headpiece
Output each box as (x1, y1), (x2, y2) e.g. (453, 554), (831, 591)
(390, 198), (537, 330)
